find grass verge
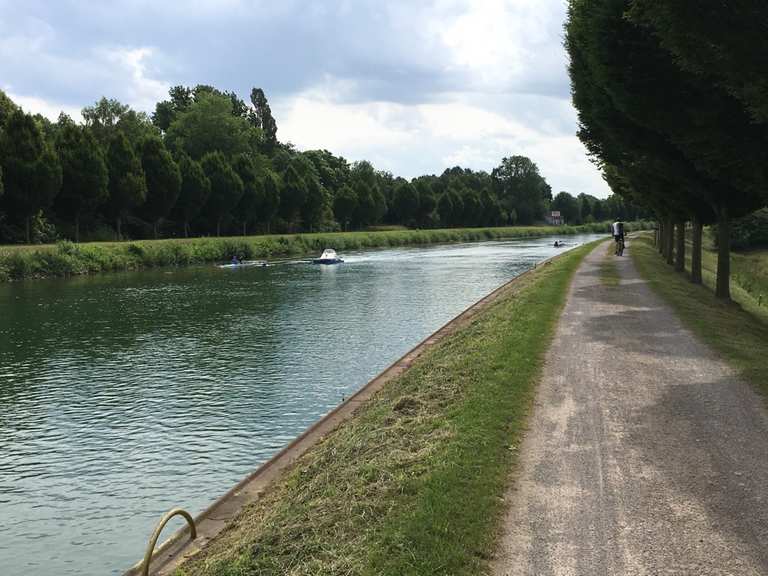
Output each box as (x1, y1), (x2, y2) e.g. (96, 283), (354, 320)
(174, 242), (598, 576)
(600, 240), (621, 286)
(681, 234), (768, 322)
(0, 222), (648, 282)
(632, 235), (768, 390)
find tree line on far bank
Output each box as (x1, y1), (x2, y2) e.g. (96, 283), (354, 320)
(0, 85), (646, 245)
(566, 0), (768, 301)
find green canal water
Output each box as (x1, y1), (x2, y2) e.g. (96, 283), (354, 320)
(0, 235), (601, 575)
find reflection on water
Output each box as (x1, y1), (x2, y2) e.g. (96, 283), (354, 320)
(0, 235), (600, 575)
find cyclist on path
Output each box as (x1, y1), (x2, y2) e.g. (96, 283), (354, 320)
(612, 220), (625, 255)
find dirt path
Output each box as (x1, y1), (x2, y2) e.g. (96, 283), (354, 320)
(491, 242), (768, 576)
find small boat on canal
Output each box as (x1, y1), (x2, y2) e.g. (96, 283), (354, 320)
(312, 248), (344, 265)
(218, 259), (269, 269)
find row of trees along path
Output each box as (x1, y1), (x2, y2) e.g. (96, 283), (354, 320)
(566, 0), (768, 301)
(0, 85), (648, 245)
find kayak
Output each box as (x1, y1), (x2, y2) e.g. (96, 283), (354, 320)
(218, 260), (268, 269)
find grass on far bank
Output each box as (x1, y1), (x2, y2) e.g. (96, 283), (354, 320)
(632, 235), (768, 391)
(0, 222), (648, 282)
(174, 241), (598, 576)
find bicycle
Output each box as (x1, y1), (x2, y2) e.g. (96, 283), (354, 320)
(614, 236), (625, 256)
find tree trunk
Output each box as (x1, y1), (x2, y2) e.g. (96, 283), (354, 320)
(243, 221), (247, 236)
(691, 217), (702, 284)
(153, 220), (159, 240)
(116, 216), (122, 241)
(184, 221), (189, 238)
(675, 220), (685, 272)
(25, 216), (31, 244)
(658, 220), (665, 255)
(665, 218), (675, 265)
(716, 208), (731, 300)
(216, 218), (221, 237)
(75, 214), (80, 243)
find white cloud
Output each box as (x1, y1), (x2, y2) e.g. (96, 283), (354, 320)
(0, 0), (610, 196)
(101, 47), (170, 112)
(275, 79), (610, 197)
(436, 0), (569, 94)
(3, 90), (82, 122)
(277, 96), (416, 153)
(1, 44), (169, 121)
(419, 100), (538, 141)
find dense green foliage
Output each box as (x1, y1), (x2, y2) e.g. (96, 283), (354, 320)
(105, 131), (146, 239)
(627, 2), (768, 126)
(141, 137), (182, 238)
(0, 222), (648, 282)
(0, 109), (62, 242)
(173, 242), (596, 576)
(0, 86), (645, 245)
(54, 118), (109, 243)
(727, 209), (768, 252)
(173, 154), (211, 238)
(566, 0), (768, 299)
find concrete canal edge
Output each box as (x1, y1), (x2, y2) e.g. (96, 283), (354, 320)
(123, 244), (595, 576)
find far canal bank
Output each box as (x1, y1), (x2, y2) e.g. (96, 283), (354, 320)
(0, 235), (601, 576)
(0, 222), (647, 282)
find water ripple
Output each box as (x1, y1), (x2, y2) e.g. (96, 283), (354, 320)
(0, 236), (600, 576)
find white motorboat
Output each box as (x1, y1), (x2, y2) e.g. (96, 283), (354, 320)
(312, 248), (344, 265)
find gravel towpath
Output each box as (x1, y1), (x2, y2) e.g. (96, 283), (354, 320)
(491, 242), (768, 576)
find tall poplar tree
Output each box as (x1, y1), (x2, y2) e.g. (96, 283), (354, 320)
(173, 153), (210, 238)
(140, 137), (181, 238)
(259, 170), (281, 233)
(232, 153), (264, 236)
(280, 165), (307, 230)
(392, 182), (419, 225)
(301, 176), (326, 232)
(106, 131), (146, 239)
(201, 151), (243, 236)
(333, 185), (357, 231)
(249, 88), (278, 152)
(55, 118), (109, 242)
(0, 109), (62, 242)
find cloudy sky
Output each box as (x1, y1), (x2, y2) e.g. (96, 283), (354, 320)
(0, 0), (611, 197)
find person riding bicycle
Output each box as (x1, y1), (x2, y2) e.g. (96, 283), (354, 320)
(612, 220), (625, 255)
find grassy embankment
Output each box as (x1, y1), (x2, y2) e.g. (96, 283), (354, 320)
(0, 222), (644, 282)
(681, 233), (768, 322)
(632, 235), (768, 390)
(173, 241), (598, 576)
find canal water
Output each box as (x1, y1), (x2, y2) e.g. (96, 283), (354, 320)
(0, 234), (601, 575)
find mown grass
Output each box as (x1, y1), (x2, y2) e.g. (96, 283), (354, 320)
(174, 242), (598, 576)
(632, 235), (768, 390)
(0, 222), (647, 282)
